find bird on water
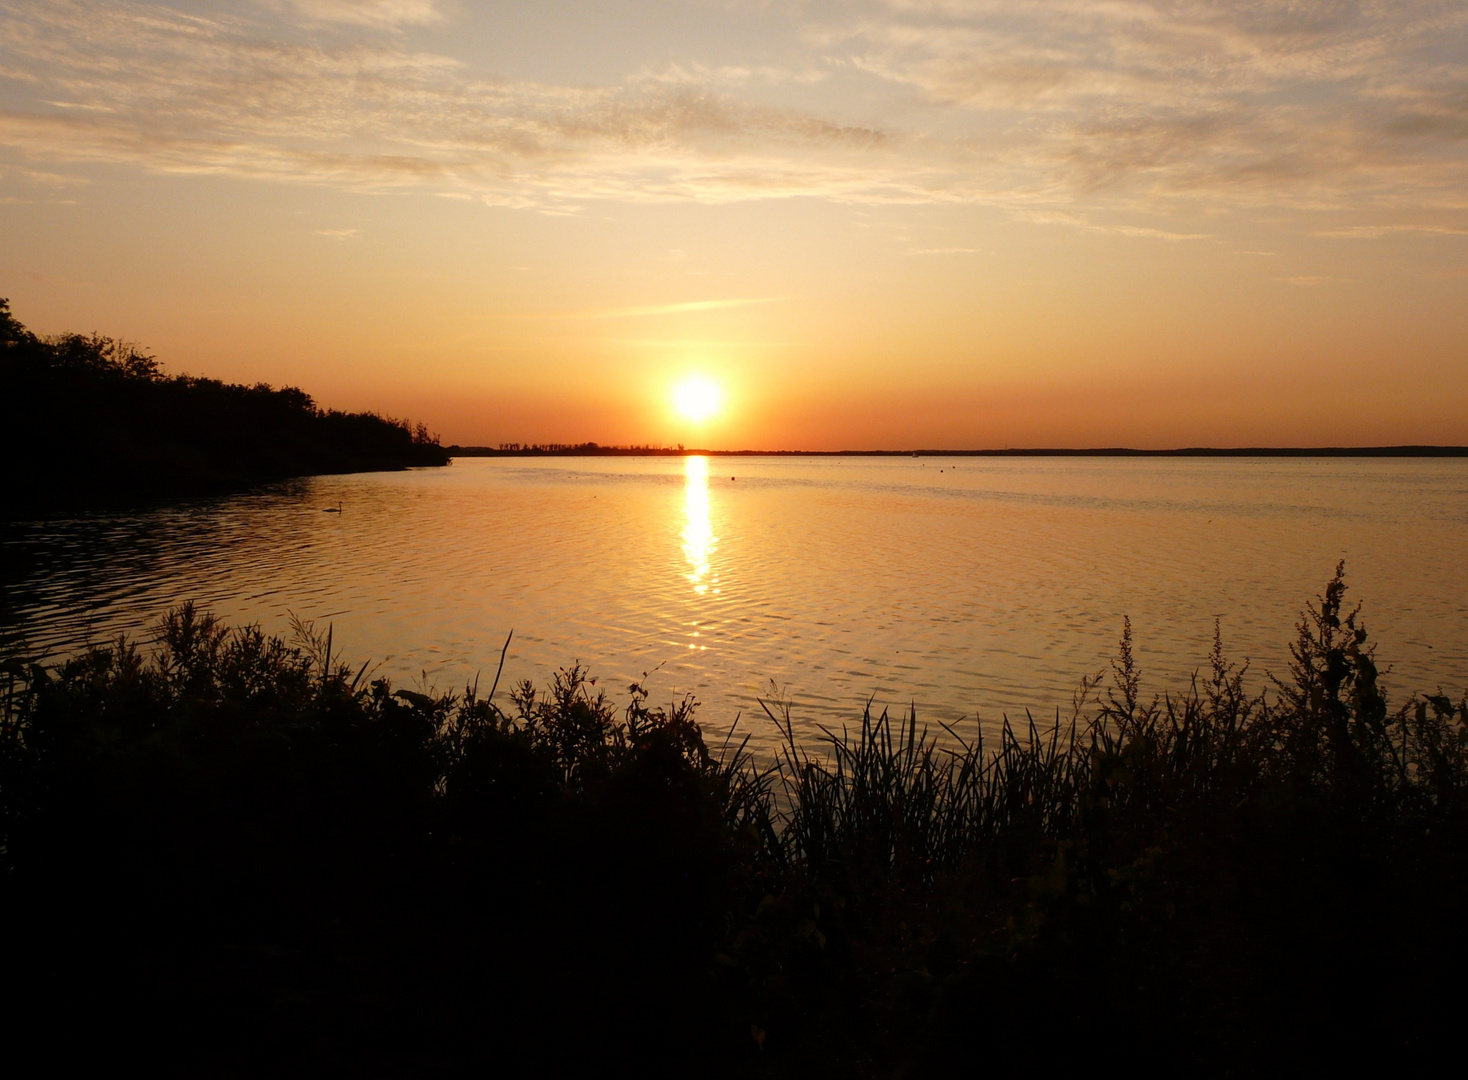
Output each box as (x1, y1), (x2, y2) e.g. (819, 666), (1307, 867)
(323, 501), (342, 513)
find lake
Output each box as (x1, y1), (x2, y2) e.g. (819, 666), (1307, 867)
(4, 455), (1467, 752)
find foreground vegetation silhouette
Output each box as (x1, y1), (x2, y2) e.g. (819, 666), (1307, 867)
(1, 298), (447, 511)
(3, 566), (1467, 1073)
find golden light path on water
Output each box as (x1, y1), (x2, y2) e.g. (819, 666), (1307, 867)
(682, 456), (718, 656)
(682, 456), (717, 600)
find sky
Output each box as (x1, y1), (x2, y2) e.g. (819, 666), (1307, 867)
(2, 0), (1466, 449)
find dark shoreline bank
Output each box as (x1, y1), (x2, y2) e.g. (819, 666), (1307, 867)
(450, 443), (1468, 458)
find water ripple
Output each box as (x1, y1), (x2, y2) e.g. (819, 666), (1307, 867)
(4, 456), (1467, 754)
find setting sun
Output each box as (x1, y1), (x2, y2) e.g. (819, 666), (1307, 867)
(672, 377), (722, 424)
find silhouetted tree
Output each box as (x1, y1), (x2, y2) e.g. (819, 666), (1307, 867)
(1, 298), (448, 510)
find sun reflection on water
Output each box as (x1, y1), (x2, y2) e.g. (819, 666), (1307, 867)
(682, 455), (718, 601)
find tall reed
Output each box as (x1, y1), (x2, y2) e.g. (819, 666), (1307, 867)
(3, 565), (1466, 1073)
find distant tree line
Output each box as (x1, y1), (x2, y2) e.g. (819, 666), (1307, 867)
(464, 441), (687, 454)
(1, 298), (447, 511)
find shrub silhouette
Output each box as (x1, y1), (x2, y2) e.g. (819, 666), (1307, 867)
(3, 567), (1467, 1073)
(719, 565), (1468, 1073)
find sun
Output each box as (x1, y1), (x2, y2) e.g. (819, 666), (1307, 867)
(672, 376), (722, 423)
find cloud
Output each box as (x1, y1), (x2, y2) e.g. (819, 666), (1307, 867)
(1313, 224), (1468, 238)
(1020, 209), (1211, 240)
(0, 2), (897, 212)
(271, 0), (442, 29)
(1104, 224), (1212, 241)
(603, 297), (784, 318)
(830, 0), (1468, 211)
(0, 0), (1464, 229)
(0, 163), (88, 186)
(19, 267), (89, 286)
(315, 227), (359, 239)
(508, 297), (787, 320)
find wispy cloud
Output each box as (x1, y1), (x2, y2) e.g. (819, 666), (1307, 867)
(1277, 275), (1353, 286)
(606, 297), (784, 318)
(1313, 224), (1468, 238)
(1106, 225), (1212, 242)
(830, 0), (1468, 214)
(0, 163), (88, 186)
(0, 0), (1464, 229)
(0, 2), (895, 211)
(510, 297), (787, 320)
(315, 227), (359, 239)
(19, 267), (88, 286)
(1021, 209), (1211, 240)
(278, 0), (442, 29)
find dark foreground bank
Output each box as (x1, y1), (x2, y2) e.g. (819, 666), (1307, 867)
(1, 299), (448, 512)
(3, 567), (1467, 1074)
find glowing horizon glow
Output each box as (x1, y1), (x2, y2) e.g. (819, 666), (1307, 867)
(673, 377), (722, 425)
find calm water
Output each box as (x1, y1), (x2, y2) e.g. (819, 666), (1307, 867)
(4, 456), (1467, 751)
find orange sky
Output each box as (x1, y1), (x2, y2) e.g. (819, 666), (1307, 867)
(2, 1), (1466, 449)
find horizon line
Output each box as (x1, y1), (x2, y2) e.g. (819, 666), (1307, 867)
(446, 444), (1468, 458)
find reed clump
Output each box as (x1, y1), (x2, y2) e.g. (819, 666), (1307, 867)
(722, 566), (1468, 1072)
(3, 565), (1466, 1074)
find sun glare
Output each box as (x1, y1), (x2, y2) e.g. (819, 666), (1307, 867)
(673, 377), (722, 424)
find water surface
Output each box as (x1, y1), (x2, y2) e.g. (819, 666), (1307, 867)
(4, 456), (1466, 751)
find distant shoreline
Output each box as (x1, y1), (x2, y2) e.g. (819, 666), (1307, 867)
(449, 444), (1468, 458)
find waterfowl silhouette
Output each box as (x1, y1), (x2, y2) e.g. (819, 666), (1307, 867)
(323, 501), (342, 513)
